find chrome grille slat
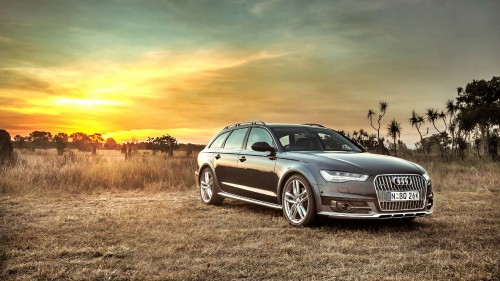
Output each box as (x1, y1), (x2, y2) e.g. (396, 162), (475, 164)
(374, 174), (427, 211)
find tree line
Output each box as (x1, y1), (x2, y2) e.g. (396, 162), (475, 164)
(5, 76), (499, 161)
(342, 76), (499, 160)
(11, 131), (204, 157)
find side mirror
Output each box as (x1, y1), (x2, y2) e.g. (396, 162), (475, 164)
(251, 142), (276, 154)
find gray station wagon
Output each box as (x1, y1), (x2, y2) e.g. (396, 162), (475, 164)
(195, 121), (433, 226)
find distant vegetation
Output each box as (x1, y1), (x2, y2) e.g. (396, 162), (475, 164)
(10, 131), (205, 158)
(340, 76), (499, 161)
(2, 76), (499, 162)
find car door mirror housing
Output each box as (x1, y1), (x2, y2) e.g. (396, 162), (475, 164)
(251, 142), (275, 154)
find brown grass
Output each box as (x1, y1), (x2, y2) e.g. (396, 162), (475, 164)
(0, 150), (499, 280)
(1, 149), (197, 193)
(411, 157), (500, 193)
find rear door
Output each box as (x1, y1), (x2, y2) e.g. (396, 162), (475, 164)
(202, 130), (230, 167)
(214, 127), (249, 194)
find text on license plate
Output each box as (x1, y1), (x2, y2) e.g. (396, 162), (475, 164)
(386, 191), (419, 201)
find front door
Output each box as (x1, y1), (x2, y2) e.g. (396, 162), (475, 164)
(236, 127), (278, 203)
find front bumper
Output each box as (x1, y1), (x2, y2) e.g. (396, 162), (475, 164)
(318, 209), (433, 219)
(316, 175), (434, 219)
(316, 196), (433, 219)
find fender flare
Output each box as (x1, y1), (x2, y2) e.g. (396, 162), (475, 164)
(277, 168), (323, 211)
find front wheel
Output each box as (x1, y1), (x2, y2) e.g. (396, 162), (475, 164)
(199, 168), (224, 205)
(282, 175), (316, 227)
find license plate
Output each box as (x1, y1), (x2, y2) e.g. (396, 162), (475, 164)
(386, 191), (419, 201)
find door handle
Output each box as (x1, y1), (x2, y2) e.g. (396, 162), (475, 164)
(215, 154), (221, 160)
(239, 156), (246, 162)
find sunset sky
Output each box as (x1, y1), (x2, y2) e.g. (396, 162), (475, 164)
(1, 0), (499, 145)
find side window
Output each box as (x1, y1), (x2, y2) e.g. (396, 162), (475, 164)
(223, 128), (249, 149)
(246, 128), (274, 149)
(209, 131), (229, 148)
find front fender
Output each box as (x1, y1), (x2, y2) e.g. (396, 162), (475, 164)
(276, 160), (325, 212)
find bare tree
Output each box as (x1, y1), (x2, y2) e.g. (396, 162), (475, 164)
(368, 101), (388, 151)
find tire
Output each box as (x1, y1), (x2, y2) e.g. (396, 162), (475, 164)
(199, 168), (224, 205)
(282, 174), (316, 227)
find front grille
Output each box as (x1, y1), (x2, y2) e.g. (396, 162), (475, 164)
(374, 174), (427, 211)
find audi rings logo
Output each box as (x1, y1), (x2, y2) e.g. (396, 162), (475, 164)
(392, 176), (411, 186)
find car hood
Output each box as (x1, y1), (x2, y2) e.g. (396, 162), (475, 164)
(281, 151), (423, 175)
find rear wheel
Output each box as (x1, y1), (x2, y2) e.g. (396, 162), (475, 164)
(199, 168), (223, 205)
(282, 175), (316, 227)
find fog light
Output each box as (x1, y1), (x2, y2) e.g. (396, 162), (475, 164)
(330, 200), (366, 212)
(337, 202), (351, 212)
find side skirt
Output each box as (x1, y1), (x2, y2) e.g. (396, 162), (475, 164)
(218, 191), (282, 210)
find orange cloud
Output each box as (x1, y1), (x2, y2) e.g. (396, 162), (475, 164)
(0, 48), (295, 143)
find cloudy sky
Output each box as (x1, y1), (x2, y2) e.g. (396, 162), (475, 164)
(1, 0), (499, 145)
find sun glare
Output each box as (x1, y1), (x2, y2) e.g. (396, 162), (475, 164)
(53, 98), (123, 107)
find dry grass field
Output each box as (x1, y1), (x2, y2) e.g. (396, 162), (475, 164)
(1, 150), (499, 280)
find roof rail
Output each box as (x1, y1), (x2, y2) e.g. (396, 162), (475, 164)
(223, 121), (266, 130)
(303, 123), (325, 128)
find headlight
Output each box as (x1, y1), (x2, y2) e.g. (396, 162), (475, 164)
(423, 172), (430, 182)
(320, 170), (369, 183)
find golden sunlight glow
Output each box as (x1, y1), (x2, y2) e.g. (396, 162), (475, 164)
(53, 98), (123, 107)
(1, 50), (289, 142)
(102, 128), (221, 144)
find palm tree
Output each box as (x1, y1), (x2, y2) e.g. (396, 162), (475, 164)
(439, 110), (448, 131)
(409, 110), (428, 154)
(425, 108), (441, 133)
(446, 99), (456, 117)
(379, 101), (388, 113)
(387, 119), (401, 156)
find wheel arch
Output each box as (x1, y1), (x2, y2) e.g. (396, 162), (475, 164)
(197, 163), (222, 191)
(277, 168), (321, 209)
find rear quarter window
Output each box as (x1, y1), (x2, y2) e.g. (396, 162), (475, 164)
(209, 131), (229, 148)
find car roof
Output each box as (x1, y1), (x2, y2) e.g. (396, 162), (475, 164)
(266, 123), (330, 129)
(220, 121), (331, 132)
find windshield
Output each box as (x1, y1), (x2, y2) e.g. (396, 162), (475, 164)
(272, 127), (363, 152)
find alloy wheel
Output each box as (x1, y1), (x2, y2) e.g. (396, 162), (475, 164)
(283, 178), (310, 224)
(200, 170), (213, 203)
